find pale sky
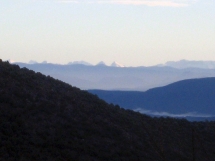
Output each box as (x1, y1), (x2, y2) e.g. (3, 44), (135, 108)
(1, 0), (215, 66)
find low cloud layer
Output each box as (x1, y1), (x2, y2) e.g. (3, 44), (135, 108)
(134, 108), (215, 118)
(57, 0), (196, 7)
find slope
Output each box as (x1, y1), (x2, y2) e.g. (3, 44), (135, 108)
(1, 60), (215, 160)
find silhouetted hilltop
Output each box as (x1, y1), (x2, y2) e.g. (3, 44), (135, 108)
(1, 60), (215, 161)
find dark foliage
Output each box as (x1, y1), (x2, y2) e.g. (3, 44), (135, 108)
(1, 60), (215, 161)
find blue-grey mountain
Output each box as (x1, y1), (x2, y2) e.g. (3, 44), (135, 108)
(14, 62), (215, 91)
(89, 77), (215, 120)
(159, 59), (215, 69)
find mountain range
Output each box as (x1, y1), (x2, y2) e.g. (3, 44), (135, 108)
(1, 59), (215, 160)
(21, 59), (215, 69)
(159, 59), (215, 69)
(13, 60), (215, 91)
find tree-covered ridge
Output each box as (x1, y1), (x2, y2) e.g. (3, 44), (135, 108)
(1, 60), (215, 161)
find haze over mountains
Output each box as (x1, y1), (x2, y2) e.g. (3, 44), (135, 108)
(13, 60), (215, 91)
(14, 59), (215, 69)
(159, 59), (215, 69)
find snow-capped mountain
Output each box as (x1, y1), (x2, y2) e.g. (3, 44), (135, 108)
(67, 61), (92, 66)
(111, 61), (125, 67)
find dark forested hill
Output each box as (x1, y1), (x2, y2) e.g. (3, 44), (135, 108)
(89, 78), (215, 119)
(1, 60), (215, 161)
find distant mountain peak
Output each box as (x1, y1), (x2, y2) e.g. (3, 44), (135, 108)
(29, 60), (38, 64)
(111, 61), (124, 67)
(67, 61), (92, 66)
(41, 61), (48, 64)
(162, 59), (215, 69)
(96, 61), (107, 66)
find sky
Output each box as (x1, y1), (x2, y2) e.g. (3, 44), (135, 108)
(0, 0), (215, 66)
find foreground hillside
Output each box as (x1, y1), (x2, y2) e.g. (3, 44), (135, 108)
(1, 60), (215, 161)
